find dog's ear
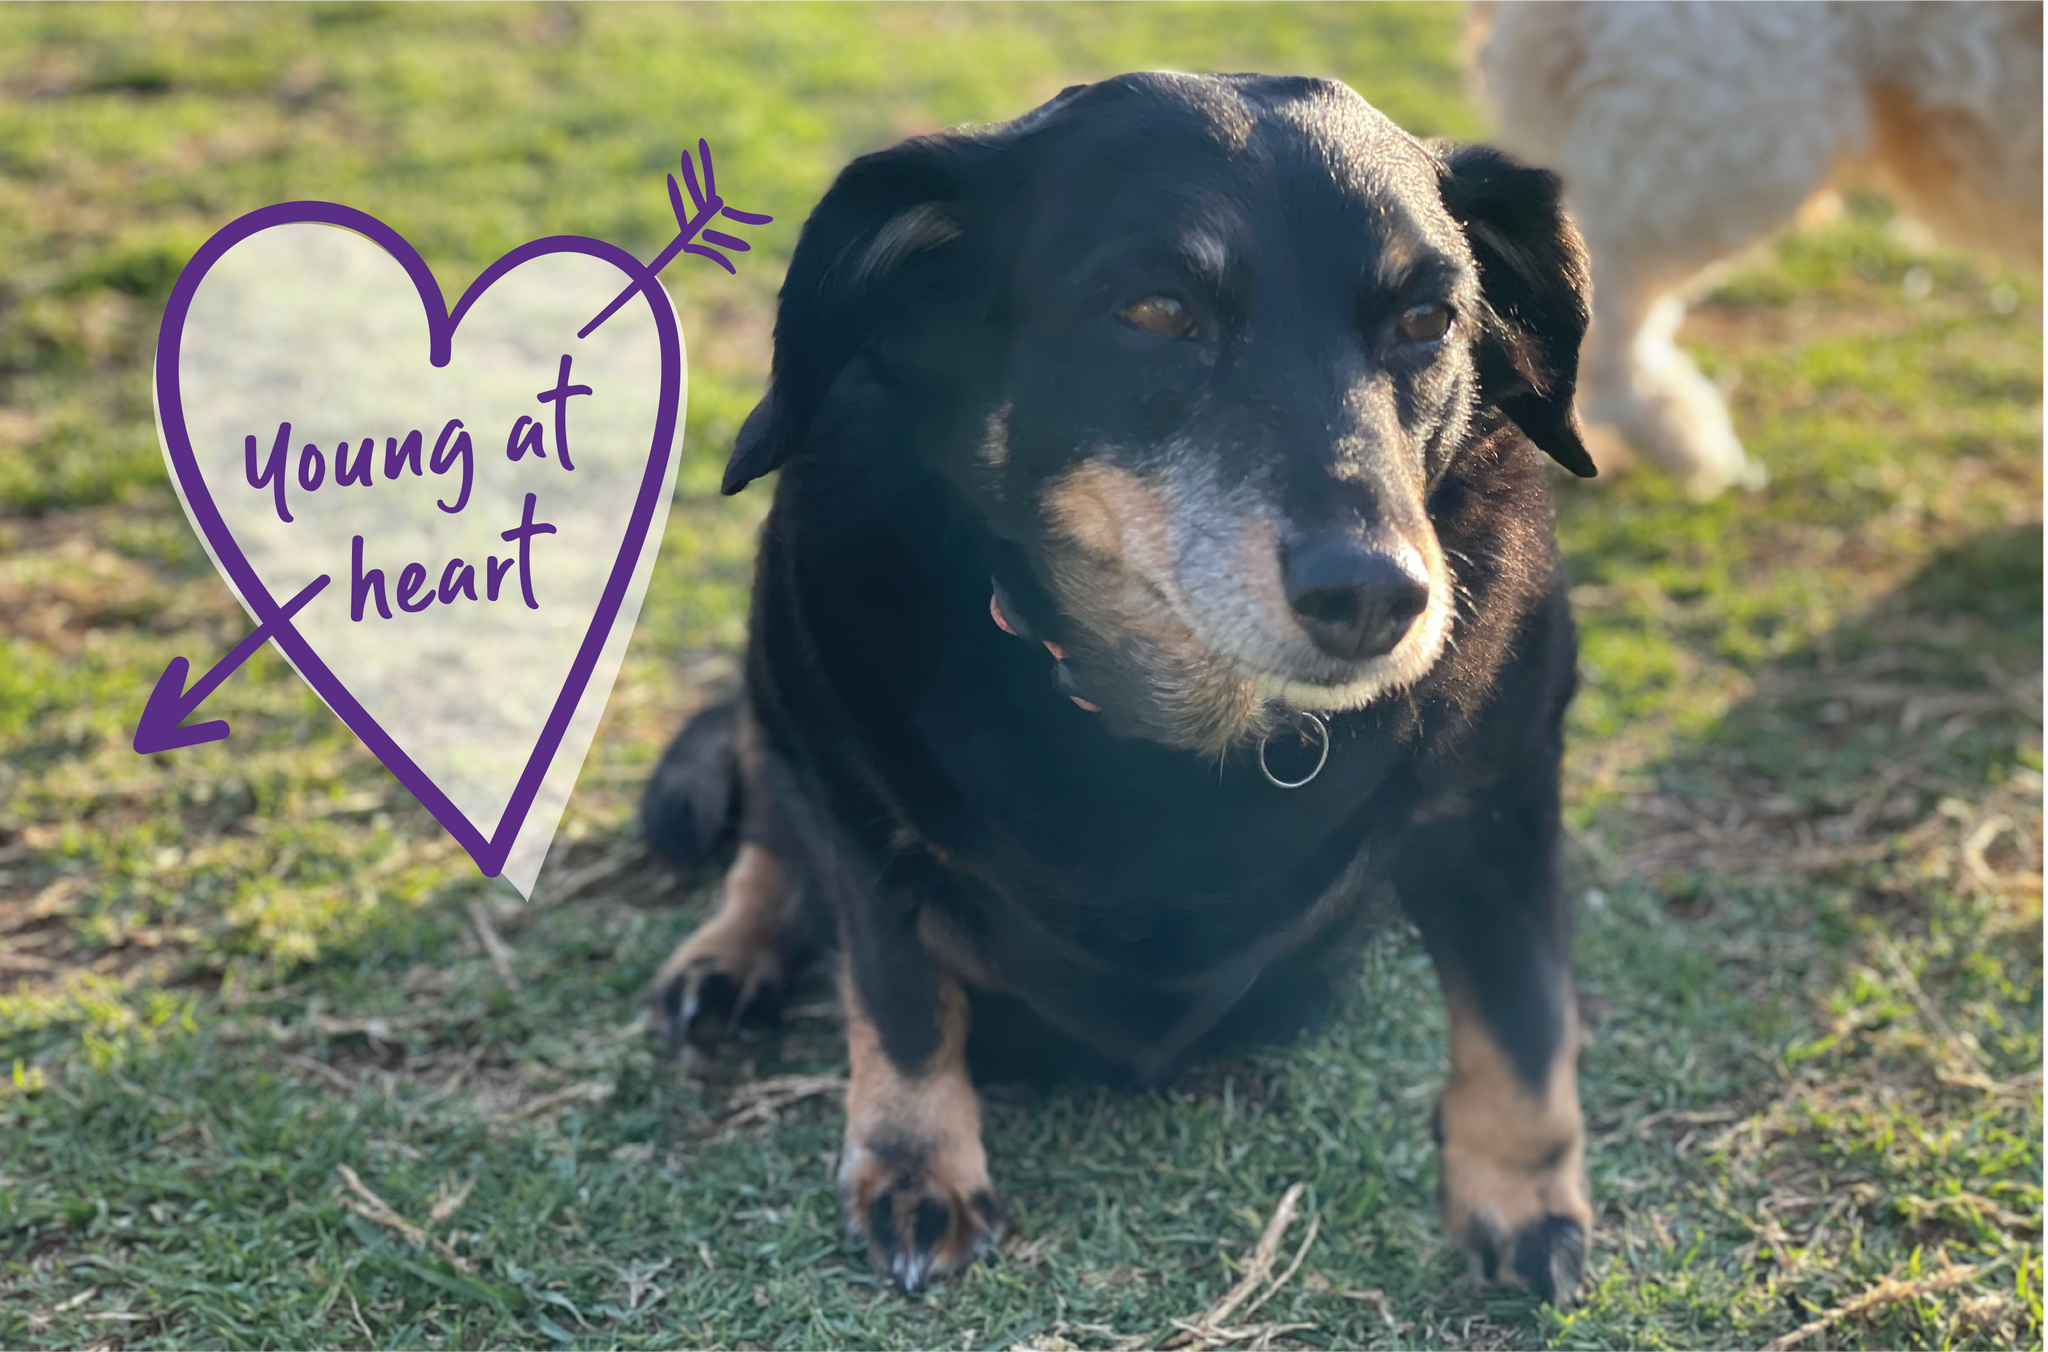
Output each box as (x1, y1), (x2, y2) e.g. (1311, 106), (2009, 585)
(1434, 142), (1597, 478)
(723, 134), (994, 494)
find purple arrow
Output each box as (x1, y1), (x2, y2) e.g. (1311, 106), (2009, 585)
(133, 573), (331, 754)
(578, 139), (772, 339)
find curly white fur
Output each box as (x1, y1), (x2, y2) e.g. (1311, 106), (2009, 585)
(1470, 1), (2042, 498)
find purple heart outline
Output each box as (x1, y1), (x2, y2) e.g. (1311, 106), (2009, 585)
(153, 202), (684, 879)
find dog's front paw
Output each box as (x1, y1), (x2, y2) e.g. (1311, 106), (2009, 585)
(1435, 1000), (1593, 1307)
(652, 941), (784, 1053)
(839, 1129), (1003, 1294)
(650, 843), (790, 1053)
(1440, 1137), (1591, 1306)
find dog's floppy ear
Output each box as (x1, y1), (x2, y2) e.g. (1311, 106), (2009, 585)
(722, 134), (992, 494)
(1434, 142), (1597, 478)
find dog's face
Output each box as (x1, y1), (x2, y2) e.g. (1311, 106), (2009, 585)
(726, 73), (1592, 754)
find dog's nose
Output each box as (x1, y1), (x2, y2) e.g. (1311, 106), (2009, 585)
(1283, 536), (1430, 660)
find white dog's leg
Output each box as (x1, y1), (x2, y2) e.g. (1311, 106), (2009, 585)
(1579, 261), (1762, 500)
(1473, 3), (1866, 498)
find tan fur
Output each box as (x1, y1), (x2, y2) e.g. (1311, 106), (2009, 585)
(1038, 456), (1453, 753)
(916, 907), (1006, 992)
(650, 841), (794, 1017)
(838, 968), (1000, 1288)
(1042, 458), (1187, 571)
(1437, 991), (1591, 1283)
(1041, 459), (1267, 754)
(1472, 0), (2043, 498)
(1866, 79), (2042, 261)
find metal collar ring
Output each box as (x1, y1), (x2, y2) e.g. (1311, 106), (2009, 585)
(1257, 710), (1330, 789)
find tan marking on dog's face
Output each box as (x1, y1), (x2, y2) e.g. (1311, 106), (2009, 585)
(1438, 992), (1592, 1301)
(838, 967), (1001, 1292)
(1042, 458), (1172, 560)
(1036, 455), (1453, 753)
(1040, 460), (1265, 752)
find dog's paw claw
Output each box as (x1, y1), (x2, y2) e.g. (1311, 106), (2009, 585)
(649, 842), (793, 1057)
(651, 953), (783, 1055)
(1467, 1209), (1588, 1308)
(845, 1161), (1001, 1294)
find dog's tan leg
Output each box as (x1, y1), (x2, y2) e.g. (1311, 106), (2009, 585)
(838, 966), (1000, 1294)
(1435, 985), (1592, 1305)
(1397, 757), (1589, 1305)
(650, 841), (798, 1050)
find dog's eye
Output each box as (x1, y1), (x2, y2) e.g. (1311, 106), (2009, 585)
(1397, 302), (1452, 344)
(1120, 295), (1197, 339)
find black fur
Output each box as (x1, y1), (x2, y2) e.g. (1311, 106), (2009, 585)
(646, 71), (1594, 1300)
(640, 696), (740, 874)
(1434, 142), (1596, 479)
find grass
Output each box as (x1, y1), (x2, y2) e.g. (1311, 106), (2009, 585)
(0, 4), (2039, 1348)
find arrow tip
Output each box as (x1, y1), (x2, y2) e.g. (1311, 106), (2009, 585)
(134, 656), (231, 754)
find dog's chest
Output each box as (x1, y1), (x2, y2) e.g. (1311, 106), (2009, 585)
(905, 666), (1412, 971)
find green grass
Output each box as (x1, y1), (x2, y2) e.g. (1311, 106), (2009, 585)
(0, 5), (2039, 1348)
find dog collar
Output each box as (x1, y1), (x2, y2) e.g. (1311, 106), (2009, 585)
(1257, 711), (1329, 789)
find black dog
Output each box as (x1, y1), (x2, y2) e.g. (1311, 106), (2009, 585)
(642, 72), (1597, 1303)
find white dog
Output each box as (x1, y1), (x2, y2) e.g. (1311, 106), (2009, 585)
(1470, 1), (2042, 497)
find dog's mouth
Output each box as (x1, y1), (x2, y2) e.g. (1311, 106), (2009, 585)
(987, 584), (1103, 714)
(1026, 459), (1454, 755)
